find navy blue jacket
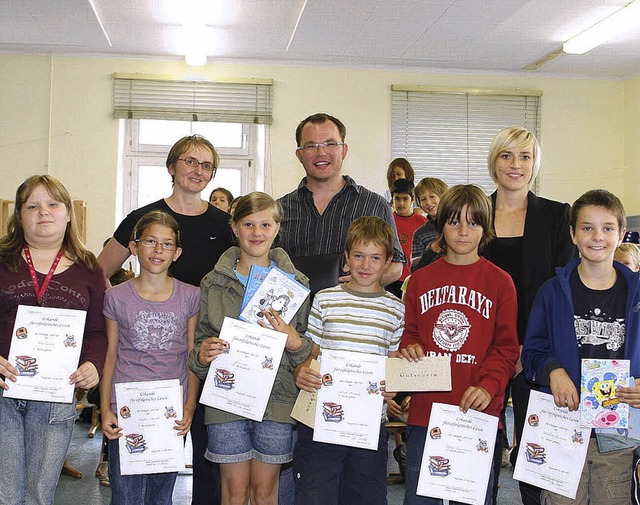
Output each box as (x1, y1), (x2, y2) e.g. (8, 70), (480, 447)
(523, 258), (640, 391)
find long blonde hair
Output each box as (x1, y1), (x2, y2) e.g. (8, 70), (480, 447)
(0, 175), (98, 272)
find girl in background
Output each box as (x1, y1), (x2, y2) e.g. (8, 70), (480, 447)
(101, 210), (200, 505)
(190, 192), (312, 505)
(614, 242), (640, 272)
(210, 188), (235, 214)
(384, 158), (415, 204)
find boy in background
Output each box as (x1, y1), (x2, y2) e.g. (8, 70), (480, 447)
(615, 242), (640, 272)
(400, 185), (519, 505)
(294, 216), (405, 505)
(411, 177), (449, 266)
(389, 179), (426, 298)
(523, 189), (640, 505)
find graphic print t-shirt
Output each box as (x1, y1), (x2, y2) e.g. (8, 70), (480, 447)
(571, 268), (626, 361)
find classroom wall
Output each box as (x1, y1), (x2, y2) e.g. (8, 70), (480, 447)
(0, 53), (636, 252)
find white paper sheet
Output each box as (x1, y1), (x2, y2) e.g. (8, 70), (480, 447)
(200, 317), (287, 421)
(116, 379), (185, 475)
(513, 390), (590, 499)
(312, 349), (386, 450)
(5, 305), (86, 403)
(417, 402), (498, 505)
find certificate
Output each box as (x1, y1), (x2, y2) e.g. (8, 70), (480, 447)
(513, 390), (590, 499)
(313, 349), (386, 451)
(200, 317), (287, 421)
(290, 359), (320, 428)
(115, 379), (185, 475)
(5, 305), (86, 403)
(385, 356), (452, 392)
(417, 403), (497, 505)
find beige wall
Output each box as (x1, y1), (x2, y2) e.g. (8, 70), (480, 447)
(0, 53), (636, 252)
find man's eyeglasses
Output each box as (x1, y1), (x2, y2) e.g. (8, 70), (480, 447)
(135, 239), (178, 251)
(178, 156), (216, 172)
(296, 142), (346, 152)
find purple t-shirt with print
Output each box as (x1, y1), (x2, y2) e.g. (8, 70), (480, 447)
(103, 278), (200, 412)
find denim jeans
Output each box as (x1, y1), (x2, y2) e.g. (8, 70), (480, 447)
(108, 439), (178, 505)
(0, 390), (76, 505)
(403, 425), (494, 505)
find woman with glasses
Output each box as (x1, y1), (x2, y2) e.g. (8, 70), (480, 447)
(98, 135), (234, 505)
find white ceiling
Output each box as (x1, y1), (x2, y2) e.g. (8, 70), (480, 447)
(1, 0), (640, 79)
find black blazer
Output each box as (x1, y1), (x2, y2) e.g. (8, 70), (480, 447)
(482, 191), (578, 343)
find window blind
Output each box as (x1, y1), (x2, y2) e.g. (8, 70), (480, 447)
(391, 86), (541, 194)
(113, 74), (273, 124)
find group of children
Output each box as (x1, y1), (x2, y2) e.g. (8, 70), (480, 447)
(7, 165), (637, 505)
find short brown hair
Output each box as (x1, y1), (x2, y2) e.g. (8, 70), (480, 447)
(434, 185), (495, 253)
(570, 189), (626, 232)
(166, 135), (219, 184)
(415, 177), (449, 201)
(386, 158), (415, 189)
(295, 113), (347, 146)
(345, 216), (395, 260)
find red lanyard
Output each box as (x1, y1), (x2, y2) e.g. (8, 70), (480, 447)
(23, 244), (64, 305)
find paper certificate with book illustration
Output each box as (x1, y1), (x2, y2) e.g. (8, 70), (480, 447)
(200, 317), (287, 421)
(238, 266), (310, 327)
(312, 349), (386, 451)
(513, 390), (590, 499)
(417, 403), (497, 505)
(580, 358), (630, 429)
(5, 305), (86, 403)
(115, 379), (185, 475)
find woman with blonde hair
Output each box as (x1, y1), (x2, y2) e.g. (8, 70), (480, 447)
(483, 127), (576, 505)
(0, 175), (107, 504)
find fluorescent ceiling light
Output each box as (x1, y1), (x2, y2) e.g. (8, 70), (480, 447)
(563, 0), (640, 54)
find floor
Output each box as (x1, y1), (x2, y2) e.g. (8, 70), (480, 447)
(54, 408), (522, 505)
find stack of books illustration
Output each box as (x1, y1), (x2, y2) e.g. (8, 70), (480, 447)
(15, 355), (38, 376)
(125, 433), (147, 454)
(525, 442), (546, 465)
(214, 369), (235, 390)
(428, 455), (451, 477)
(322, 402), (344, 422)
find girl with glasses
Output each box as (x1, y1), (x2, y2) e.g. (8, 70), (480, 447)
(100, 210), (201, 505)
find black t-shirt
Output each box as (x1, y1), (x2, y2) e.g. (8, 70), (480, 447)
(491, 236), (525, 343)
(113, 199), (234, 287)
(570, 268), (626, 360)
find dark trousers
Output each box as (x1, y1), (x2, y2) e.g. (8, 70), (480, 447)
(509, 372), (542, 505)
(191, 391), (221, 505)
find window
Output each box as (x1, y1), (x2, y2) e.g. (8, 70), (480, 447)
(113, 74), (272, 219)
(120, 119), (263, 217)
(391, 86), (541, 194)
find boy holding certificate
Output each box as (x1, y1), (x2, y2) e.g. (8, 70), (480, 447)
(523, 189), (640, 505)
(294, 216), (405, 505)
(400, 185), (519, 505)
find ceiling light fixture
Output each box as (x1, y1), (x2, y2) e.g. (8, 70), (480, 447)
(563, 0), (640, 54)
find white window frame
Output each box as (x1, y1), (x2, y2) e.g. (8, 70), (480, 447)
(120, 119), (262, 217)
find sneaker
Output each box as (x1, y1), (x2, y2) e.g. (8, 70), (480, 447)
(95, 462), (110, 487)
(501, 447), (510, 468)
(393, 444), (407, 481)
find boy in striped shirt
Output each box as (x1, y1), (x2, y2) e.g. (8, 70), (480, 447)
(293, 216), (405, 505)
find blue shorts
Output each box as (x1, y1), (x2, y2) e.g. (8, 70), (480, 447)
(206, 420), (293, 464)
